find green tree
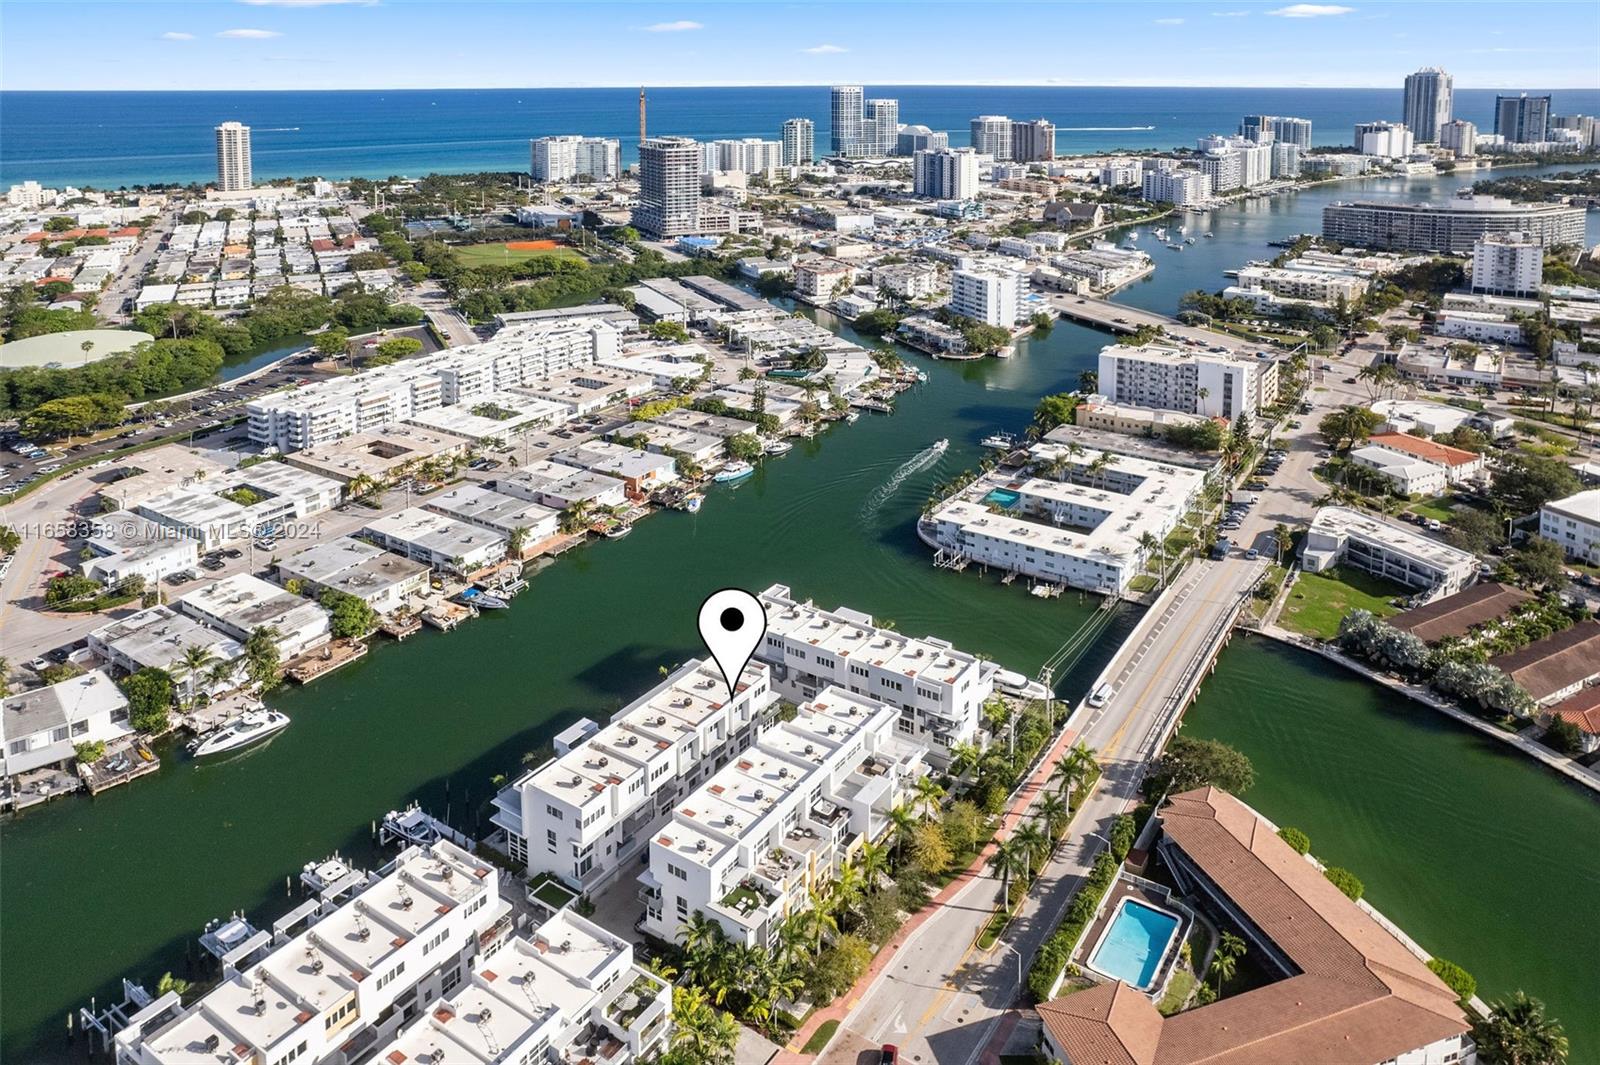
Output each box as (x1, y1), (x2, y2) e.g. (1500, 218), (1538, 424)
(909, 820), (953, 878)
(313, 327), (351, 359)
(320, 589), (377, 638)
(1318, 405), (1383, 451)
(1426, 958), (1477, 1006)
(1146, 736), (1254, 796)
(43, 216), (76, 232)
(1472, 991), (1568, 1065)
(121, 667), (174, 732)
(244, 626), (283, 691)
(1323, 865), (1364, 900)
(1492, 454), (1582, 516)
(646, 320), (691, 343)
(20, 393), (125, 439)
(374, 336), (423, 361)
(1506, 537), (1567, 590)
(724, 432), (763, 462)
(1277, 826), (1312, 854)
(45, 573), (101, 607)
(1032, 393), (1080, 434)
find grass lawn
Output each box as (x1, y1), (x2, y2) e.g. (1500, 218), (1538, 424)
(1280, 566), (1405, 641)
(1409, 496), (1458, 523)
(450, 241), (587, 268)
(1157, 968), (1197, 1016)
(802, 1019), (839, 1055)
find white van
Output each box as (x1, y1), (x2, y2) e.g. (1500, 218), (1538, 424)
(1088, 683), (1114, 708)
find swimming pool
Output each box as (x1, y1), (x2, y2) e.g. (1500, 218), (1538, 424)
(1086, 898), (1181, 991)
(983, 488), (1021, 508)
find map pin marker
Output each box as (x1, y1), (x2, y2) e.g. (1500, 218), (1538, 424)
(698, 588), (767, 703)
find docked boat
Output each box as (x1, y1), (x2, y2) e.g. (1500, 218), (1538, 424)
(456, 587), (508, 609)
(763, 439), (794, 456)
(189, 710), (290, 757)
(981, 432), (1017, 450)
(603, 525), (632, 540)
(684, 494), (704, 513)
(714, 461), (755, 483)
(845, 411), (861, 424)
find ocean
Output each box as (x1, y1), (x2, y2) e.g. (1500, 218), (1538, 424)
(4, 85), (1598, 189)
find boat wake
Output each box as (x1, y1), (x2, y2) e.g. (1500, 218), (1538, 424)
(859, 443), (947, 522)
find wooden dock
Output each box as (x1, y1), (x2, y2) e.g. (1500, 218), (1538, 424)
(81, 740), (161, 796)
(380, 614), (423, 640)
(285, 639), (368, 684)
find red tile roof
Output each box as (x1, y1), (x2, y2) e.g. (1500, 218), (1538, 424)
(1368, 432), (1480, 469)
(1037, 789), (1469, 1065)
(1547, 686), (1600, 735)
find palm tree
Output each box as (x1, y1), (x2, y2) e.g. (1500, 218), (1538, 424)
(80, 339), (95, 367)
(912, 774), (945, 820)
(888, 803), (918, 862)
(175, 643), (217, 706)
(1273, 522), (1290, 565)
(857, 841), (890, 893)
(205, 658), (240, 692)
(1471, 991), (1569, 1065)
(1218, 931), (1246, 961)
(677, 911), (723, 964)
(1209, 948), (1237, 994)
(830, 857), (864, 917)
(507, 524), (529, 557)
(1137, 530), (1166, 586)
(947, 741), (983, 779)
(1050, 742), (1098, 801)
(1035, 792), (1069, 841)
(1013, 820), (1049, 881)
(798, 888), (839, 952)
(560, 499), (592, 534)
(987, 837), (1026, 909)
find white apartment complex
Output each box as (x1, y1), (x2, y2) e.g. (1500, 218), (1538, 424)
(950, 268), (1024, 329)
(702, 138), (785, 176)
(1471, 232), (1543, 297)
(1302, 506), (1477, 597)
(215, 121), (252, 192)
(1354, 120), (1416, 158)
(970, 115), (1013, 160)
(246, 318), (617, 451)
(1141, 169), (1212, 206)
(113, 842), (511, 1065)
(530, 135), (622, 183)
(922, 441), (1207, 595)
(912, 147), (980, 201)
(756, 582), (998, 761)
(631, 136), (701, 239)
(490, 659), (777, 891)
(642, 688), (924, 948)
(1097, 342), (1266, 420)
(174, 573), (332, 660)
(1540, 489), (1600, 564)
(781, 118), (814, 165)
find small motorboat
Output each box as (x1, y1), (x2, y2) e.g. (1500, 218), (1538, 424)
(456, 587), (507, 609)
(713, 461), (755, 483)
(603, 525), (632, 540)
(684, 494), (704, 513)
(931, 438), (950, 453)
(189, 710), (290, 757)
(763, 439), (794, 456)
(981, 432), (1016, 450)
(845, 411), (861, 424)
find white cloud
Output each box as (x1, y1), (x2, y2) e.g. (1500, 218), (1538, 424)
(643, 20), (703, 32)
(1267, 4), (1354, 16)
(802, 43), (848, 54)
(217, 27), (283, 37)
(160, 31), (195, 40)
(1154, 17), (1185, 24)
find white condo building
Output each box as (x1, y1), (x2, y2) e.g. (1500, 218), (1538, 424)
(830, 85), (865, 157)
(1439, 119), (1478, 158)
(913, 147), (980, 201)
(490, 659), (777, 890)
(865, 98), (900, 156)
(1540, 489), (1600, 564)
(215, 121), (252, 192)
(1097, 341), (1266, 420)
(530, 135), (622, 183)
(950, 268), (1024, 329)
(702, 138), (785, 176)
(1141, 169), (1212, 206)
(631, 136), (701, 239)
(1471, 232), (1543, 297)
(113, 842), (512, 1065)
(970, 115), (1013, 160)
(246, 318), (617, 451)
(756, 582), (998, 761)
(1354, 121), (1415, 158)
(1197, 138), (1272, 191)
(1403, 67), (1454, 143)
(782, 118), (814, 165)
(1302, 507), (1477, 596)
(641, 688), (926, 948)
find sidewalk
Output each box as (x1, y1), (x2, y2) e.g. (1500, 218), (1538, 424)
(774, 720), (1085, 1062)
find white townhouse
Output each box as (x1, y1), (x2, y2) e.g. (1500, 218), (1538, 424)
(274, 536), (430, 614)
(2, 670), (132, 779)
(490, 659), (778, 892)
(88, 606), (246, 702)
(113, 842), (511, 1065)
(360, 507), (508, 575)
(1540, 489), (1600, 564)
(641, 688), (925, 949)
(174, 573), (332, 660)
(756, 582), (998, 763)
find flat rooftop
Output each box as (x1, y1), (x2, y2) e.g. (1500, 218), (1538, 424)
(1309, 506), (1477, 572)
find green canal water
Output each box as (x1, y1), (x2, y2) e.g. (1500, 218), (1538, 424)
(1184, 637), (1600, 1056)
(4, 163), (1597, 1062)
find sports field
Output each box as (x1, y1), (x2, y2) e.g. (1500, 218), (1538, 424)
(450, 240), (586, 266)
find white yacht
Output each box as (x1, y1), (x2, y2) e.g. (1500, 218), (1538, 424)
(189, 710), (290, 757)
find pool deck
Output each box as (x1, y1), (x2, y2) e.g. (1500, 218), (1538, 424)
(1076, 878), (1186, 994)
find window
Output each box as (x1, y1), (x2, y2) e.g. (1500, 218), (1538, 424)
(545, 804), (564, 821)
(667, 862), (687, 881)
(546, 830), (558, 852)
(50, 727), (69, 743)
(71, 721), (90, 737)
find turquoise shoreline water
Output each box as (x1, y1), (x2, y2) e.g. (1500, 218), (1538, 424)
(5, 85), (1599, 188)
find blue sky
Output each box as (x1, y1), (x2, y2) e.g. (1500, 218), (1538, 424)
(2, 0), (1596, 91)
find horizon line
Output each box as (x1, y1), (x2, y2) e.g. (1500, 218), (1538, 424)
(4, 81), (1598, 94)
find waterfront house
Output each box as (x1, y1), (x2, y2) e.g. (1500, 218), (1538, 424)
(757, 582), (998, 763)
(493, 461), (629, 513)
(552, 441), (679, 496)
(275, 536), (430, 614)
(491, 659), (776, 888)
(88, 605), (246, 702)
(422, 484), (562, 544)
(1, 670), (131, 779)
(1037, 788), (1473, 1065)
(365, 912), (672, 1065)
(1542, 687), (1600, 754)
(174, 573), (332, 660)
(113, 842), (510, 1065)
(1388, 581), (1531, 643)
(1488, 620), (1600, 706)
(640, 687), (925, 949)
(360, 507), (508, 576)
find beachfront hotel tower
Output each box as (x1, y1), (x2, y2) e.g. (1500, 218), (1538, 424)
(214, 121), (252, 191)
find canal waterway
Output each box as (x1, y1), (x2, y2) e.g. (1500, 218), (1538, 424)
(2, 163), (1596, 1062)
(1183, 637), (1600, 1056)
